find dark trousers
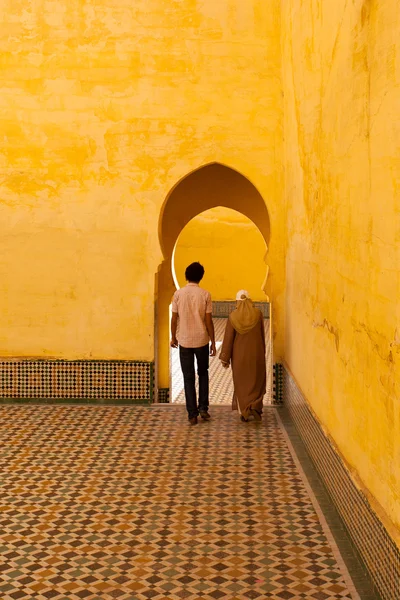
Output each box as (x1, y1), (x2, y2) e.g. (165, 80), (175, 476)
(179, 344), (209, 419)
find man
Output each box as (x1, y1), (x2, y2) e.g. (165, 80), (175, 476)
(170, 262), (216, 425)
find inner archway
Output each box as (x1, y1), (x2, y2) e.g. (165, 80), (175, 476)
(173, 207), (268, 300)
(155, 162), (271, 403)
(170, 207), (270, 404)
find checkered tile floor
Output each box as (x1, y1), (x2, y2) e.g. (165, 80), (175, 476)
(171, 319), (273, 405)
(0, 404), (363, 600)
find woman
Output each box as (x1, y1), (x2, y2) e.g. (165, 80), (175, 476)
(219, 290), (266, 422)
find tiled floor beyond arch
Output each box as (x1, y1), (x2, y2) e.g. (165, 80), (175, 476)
(171, 318), (273, 405)
(0, 405), (377, 600)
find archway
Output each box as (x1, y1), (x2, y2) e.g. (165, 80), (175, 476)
(155, 162), (271, 402)
(173, 207), (268, 301)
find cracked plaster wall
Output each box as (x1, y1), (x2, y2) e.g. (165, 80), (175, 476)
(0, 1), (284, 361)
(282, 0), (400, 542)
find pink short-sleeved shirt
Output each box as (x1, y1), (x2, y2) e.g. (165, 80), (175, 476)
(172, 283), (212, 348)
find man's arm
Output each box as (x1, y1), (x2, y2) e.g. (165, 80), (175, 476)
(170, 312), (178, 348)
(205, 313), (216, 356)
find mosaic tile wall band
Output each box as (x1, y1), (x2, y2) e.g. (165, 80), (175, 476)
(158, 387), (169, 403)
(212, 301), (270, 319)
(0, 360), (153, 402)
(283, 365), (400, 600)
(273, 363), (284, 405)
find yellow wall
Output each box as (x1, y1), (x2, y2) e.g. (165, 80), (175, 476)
(0, 0), (284, 362)
(282, 0), (400, 541)
(2, 0), (399, 548)
(174, 207), (267, 301)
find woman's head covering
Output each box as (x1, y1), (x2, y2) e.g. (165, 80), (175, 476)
(230, 290), (261, 335)
(235, 289), (250, 301)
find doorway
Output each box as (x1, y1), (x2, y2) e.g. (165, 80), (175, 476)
(170, 311), (273, 405)
(169, 206), (273, 405)
(155, 163), (272, 405)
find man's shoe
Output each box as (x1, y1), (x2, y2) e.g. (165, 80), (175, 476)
(200, 411), (211, 421)
(189, 417), (198, 426)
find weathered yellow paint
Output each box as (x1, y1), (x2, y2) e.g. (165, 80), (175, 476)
(282, 0), (400, 542)
(0, 0), (284, 363)
(1, 0), (399, 551)
(174, 208), (268, 301)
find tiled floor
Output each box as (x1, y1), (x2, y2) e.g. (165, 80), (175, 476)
(171, 318), (273, 405)
(0, 404), (377, 600)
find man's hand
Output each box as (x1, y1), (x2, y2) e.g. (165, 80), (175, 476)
(170, 312), (178, 349)
(221, 361), (230, 369)
(205, 314), (216, 357)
